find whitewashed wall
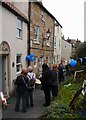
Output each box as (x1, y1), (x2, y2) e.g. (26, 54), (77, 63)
(2, 6), (28, 90)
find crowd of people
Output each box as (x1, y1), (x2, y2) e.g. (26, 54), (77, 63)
(14, 62), (70, 113)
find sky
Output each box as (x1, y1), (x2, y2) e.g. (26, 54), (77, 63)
(42, 0), (86, 42)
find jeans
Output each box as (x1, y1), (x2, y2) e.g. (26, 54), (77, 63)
(15, 91), (27, 112)
(26, 88), (34, 107)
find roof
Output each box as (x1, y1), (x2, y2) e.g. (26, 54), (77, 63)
(1, 0), (29, 24)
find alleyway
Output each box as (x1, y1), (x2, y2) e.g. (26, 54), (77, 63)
(2, 86), (45, 119)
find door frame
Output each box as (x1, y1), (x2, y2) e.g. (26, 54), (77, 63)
(0, 41), (10, 96)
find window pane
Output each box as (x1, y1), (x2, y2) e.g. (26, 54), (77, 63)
(16, 55), (21, 63)
(16, 65), (20, 72)
(54, 36), (56, 48)
(34, 25), (39, 42)
(17, 19), (22, 38)
(17, 19), (22, 29)
(16, 55), (21, 73)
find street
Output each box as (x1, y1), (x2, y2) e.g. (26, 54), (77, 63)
(2, 87), (45, 119)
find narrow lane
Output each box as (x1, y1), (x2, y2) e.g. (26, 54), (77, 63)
(2, 87), (45, 118)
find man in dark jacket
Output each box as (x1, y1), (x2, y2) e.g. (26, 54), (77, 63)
(40, 63), (52, 107)
(15, 69), (28, 113)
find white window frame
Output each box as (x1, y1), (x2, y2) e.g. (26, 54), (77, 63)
(34, 25), (40, 43)
(16, 18), (22, 39)
(16, 54), (22, 74)
(54, 36), (56, 48)
(34, 57), (38, 67)
(46, 36), (50, 46)
(46, 30), (50, 46)
(41, 11), (45, 22)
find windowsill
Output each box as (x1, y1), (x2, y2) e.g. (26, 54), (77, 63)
(33, 41), (40, 44)
(46, 44), (50, 47)
(42, 18), (45, 22)
(16, 36), (22, 40)
(16, 71), (21, 76)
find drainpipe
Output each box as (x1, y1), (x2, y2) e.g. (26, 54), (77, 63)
(28, 2), (31, 66)
(52, 20), (55, 64)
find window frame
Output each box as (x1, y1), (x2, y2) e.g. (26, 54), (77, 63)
(34, 57), (38, 67)
(54, 36), (56, 48)
(16, 54), (22, 74)
(41, 11), (45, 22)
(16, 18), (22, 39)
(34, 25), (40, 43)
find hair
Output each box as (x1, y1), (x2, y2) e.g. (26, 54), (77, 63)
(52, 64), (57, 70)
(28, 66), (33, 72)
(21, 69), (28, 75)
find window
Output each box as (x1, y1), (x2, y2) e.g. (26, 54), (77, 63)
(16, 19), (22, 38)
(34, 25), (40, 43)
(46, 30), (50, 46)
(59, 40), (60, 49)
(54, 36), (56, 48)
(53, 56), (56, 64)
(41, 11), (45, 22)
(58, 26), (59, 33)
(34, 57), (38, 67)
(46, 37), (50, 46)
(46, 56), (49, 63)
(16, 54), (22, 73)
(40, 57), (44, 65)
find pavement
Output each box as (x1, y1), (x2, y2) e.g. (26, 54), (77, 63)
(2, 86), (45, 119)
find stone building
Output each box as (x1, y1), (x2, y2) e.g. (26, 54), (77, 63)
(28, 2), (57, 76)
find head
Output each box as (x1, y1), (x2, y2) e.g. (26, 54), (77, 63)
(21, 69), (28, 76)
(52, 64), (57, 70)
(28, 66), (33, 72)
(42, 63), (49, 72)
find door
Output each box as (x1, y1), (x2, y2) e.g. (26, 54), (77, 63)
(2, 55), (7, 94)
(0, 56), (2, 92)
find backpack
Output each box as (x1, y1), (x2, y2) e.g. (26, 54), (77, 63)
(28, 74), (36, 87)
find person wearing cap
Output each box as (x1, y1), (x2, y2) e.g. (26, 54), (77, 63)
(15, 69), (28, 113)
(27, 66), (36, 107)
(51, 64), (59, 99)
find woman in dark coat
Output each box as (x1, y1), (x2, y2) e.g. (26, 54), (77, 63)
(51, 64), (59, 99)
(40, 63), (52, 107)
(15, 69), (28, 113)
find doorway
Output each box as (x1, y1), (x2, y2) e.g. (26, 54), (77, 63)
(2, 56), (7, 94)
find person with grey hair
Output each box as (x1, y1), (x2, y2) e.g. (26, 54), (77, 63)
(27, 66), (36, 107)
